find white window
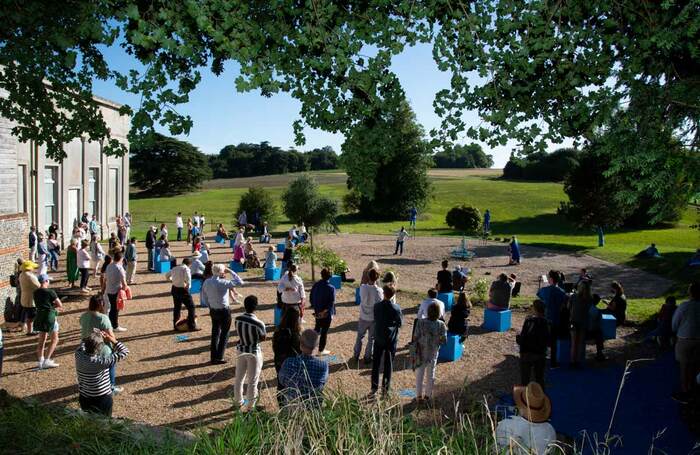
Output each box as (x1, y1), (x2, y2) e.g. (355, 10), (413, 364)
(17, 165), (26, 213)
(44, 166), (58, 228)
(88, 168), (99, 217)
(107, 168), (119, 220)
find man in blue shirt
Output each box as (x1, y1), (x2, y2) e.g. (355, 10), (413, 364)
(371, 286), (403, 395)
(536, 270), (568, 367)
(409, 207), (418, 228)
(279, 329), (329, 408)
(201, 264), (244, 364)
(310, 268), (336, 355)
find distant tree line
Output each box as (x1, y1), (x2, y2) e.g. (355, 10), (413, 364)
(208, 143), (338, 178)
(502, 148), (579, 182)
(433, 143), (494, 168)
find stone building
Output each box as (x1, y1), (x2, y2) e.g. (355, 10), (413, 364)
(0, 90), (129, 309)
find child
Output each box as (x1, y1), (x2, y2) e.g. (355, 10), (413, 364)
(265, 246), (277, 269)
(516, 300), (549, 388)
(33, 274), (63, 369)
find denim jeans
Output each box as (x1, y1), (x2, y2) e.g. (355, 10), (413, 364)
(109, 363), (116, 386)
(147, 248), (154, 271)
(177, 227), (182, 241)
(49, 251), (59, 270)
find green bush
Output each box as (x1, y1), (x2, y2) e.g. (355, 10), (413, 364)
(296, 244), (347, 275)
(472, 278), (489, 303)
(445, 205), (482, 235)
(237, 186), (278, 229)
(342, 190), (363, 214)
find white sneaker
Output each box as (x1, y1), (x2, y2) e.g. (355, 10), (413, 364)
(320, 350), (332, 356)
(43, 359), (59, 368)
(37, 360), (44, 370)
(115, 327), (128, 332)
(112, 386), (124, 395)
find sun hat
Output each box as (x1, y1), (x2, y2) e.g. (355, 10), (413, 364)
(38, 274), (51, 283)
(20, 260), (38, 271)
(191, 251), (202, 259)
(513, 382), (551, 423)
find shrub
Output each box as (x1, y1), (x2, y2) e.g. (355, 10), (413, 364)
(237, 186), (278, 228)
(296, 244), (347, 275)
(342, 190), (362, 214)
(445, 205), (482, 235)
(472, 278), (489, 303)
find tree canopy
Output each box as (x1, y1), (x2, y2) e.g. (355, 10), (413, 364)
(433, 143), (493, 169)
(502, 148), (579, 182)
(3, 1), (697, 167)
(130, 133), (211, 195)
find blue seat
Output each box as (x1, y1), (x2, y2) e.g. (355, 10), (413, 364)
(437, 292), (454, 311)
(601, 314), (617, 340)
(155, 260), (170, 274)
(190, 278), (203, 295)
(274, 305), (284, 326)
(229, 260), (246, 273)
(438, 333), (464, 362)
(355, 287), (361, 305)
(264, 267), (281, 281)
(483, 308), (511, 332)
(214, 235), (225, 244)
(276, 242), (286, 253)
(330, 275), (342, 290)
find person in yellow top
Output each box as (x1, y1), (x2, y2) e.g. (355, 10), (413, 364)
(18, 260), (41, 335)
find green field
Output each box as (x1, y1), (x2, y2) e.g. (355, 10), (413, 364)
(130, 169), (699, 302)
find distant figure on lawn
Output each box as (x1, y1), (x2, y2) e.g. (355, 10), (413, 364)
(496, 382), (557, 455)
(394, 226), (409, 255)
(483, 209), (491, 233)
(636, 243), (661, 258)
(488, 273), (512, 311)
(278, 329), (329, 408)
(508, 236), (521, 265)
(409, 207), (417, 229)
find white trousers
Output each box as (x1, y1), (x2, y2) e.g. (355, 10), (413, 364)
(234, 351), (263, 406)
(415, 354), (439, 398)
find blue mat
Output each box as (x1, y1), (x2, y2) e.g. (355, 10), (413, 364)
(498, 353), (696, 454)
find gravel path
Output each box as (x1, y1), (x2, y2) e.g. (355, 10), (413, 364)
(0, 234), (662, 428)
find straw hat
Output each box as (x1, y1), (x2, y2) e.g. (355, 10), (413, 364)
(20, 260), (38, 271)
(513, 382), (551, 423)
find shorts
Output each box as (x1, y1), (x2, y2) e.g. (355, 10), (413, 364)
(21, 307), (37, 321)
(675, 338), (700, 364)
(38, 321), (60, 334)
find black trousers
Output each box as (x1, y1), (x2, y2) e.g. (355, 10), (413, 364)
(107, 293), (119, 329)
(520, 353), (546, 389)
(210, 308), (231, 361)
(171, 286), (196, 330)
(371, 343), (396, 393)
(79, 393), (113, 417)
(79, 268), (90, 288)
(314, 317), (332, 352)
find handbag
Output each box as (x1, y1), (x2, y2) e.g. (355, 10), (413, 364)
(124, 286), (133, 300)
(9, 274), (17, 288)
(117, 289), (127, 311)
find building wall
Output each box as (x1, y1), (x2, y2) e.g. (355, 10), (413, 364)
(0, 214), (28, 310)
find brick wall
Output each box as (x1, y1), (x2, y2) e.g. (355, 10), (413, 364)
(0, 213), (28, 316)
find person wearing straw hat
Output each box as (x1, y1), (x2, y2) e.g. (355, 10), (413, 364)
(190, 250), (205, 280)
(19, 260), (40, 335)
(496, 382), (557, 455)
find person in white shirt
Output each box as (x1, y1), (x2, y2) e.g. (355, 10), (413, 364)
(201, 263), (244, 364)
(175, 212), (184, 241)
(159, 223), (168, 240)
(354, 268), (384, 364)
(288, 225), (298, 245)
(200, 214), (206, 237)
(77, 240), (93, 293)
(193, 212), (200, 229)
(89, 235), (105, 277)
(394, 226), (409, 255)
(417, 288), (445, 320)
(190, 251), (206, 280)
(260, 222), (271, 243)
(277, 264), (305, 317)
(299, 223), (308, 242)
(234, 227), (245, 248)
(166, 258), (199, 332)
(496, 382), (557, 455)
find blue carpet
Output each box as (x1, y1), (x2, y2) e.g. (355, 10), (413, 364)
(498, 353), (696, 454)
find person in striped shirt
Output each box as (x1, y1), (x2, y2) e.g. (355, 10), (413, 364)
(233, 295), (267, 410)
(75, 331), (129, 416)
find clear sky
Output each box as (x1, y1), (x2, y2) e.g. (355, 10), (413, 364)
(93, 42), (538, 167)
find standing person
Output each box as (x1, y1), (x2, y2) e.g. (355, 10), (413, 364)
(186, 218), (193, 244)
(273, 307), (301, 376)
(125, 237), (138, 285)
(234, 227), (245, 249)
(201, 264), (244, 364)
(509, 236), (521, 265)
(278, 329), (329, 408)
(412, 303), (447, 401)
(105, 252), (128, 332)
(233, 295), (267, 410)
(77, 240), (92, 293)
(361, 260), (380, 285)
(569, 280), (593, 368)
(80, 295), (122, 394)
(33, 274), (63, 369)
(166, 258), (199, 332)
(47, 233), (60, 272)
(75, 331), (129, 416)
(193, 211), (200, 229)
(89, 215), (99, 238)
(671, 282), (700, 403)
(310, 268), (336, 355)
(448, 292), (472, 343)
(277, 264), (305, 318)
(354, 269), (384, 364)
(29, 226), (38, 261)
(409, 207), (418, 229)
(159, 223), (168, 240)
(394, 227), (409, 255)
(371, 286), (402, 395)
(199, 213), (206, 236)
(175, 212), (184, 241)
(483, 209), (491, 233)
(537, 270), (568, 367)
(116, 216), (126, 246)
(436, 260), (453, 293)
(19, 260), (40, 335)
(66, 238), (80, 288)
(145, 225), (156, 272)
(36, 233), (49, 276)
(516, 300), (550, 389)
(238, 210), (248, 228)
(89, 235), (105, 277)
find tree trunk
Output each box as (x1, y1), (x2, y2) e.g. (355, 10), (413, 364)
(597, 226), (605, 247)
(310, 230), (316, 282)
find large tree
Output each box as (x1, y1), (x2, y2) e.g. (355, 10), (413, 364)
(433, 143), (493, 169)
(130, 133), (211, 195)
(342, 100), (433, 219)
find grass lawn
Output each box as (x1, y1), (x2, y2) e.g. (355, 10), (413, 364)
(130, 170), (699, 306)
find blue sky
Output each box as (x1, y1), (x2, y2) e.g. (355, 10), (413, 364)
(93, 43), (526, 167)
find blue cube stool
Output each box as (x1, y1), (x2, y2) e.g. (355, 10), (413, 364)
(556, 339), (585, 365)
(601, 314), (617, 340)
(229, 239), (236, 248)
(438, 292), (454, 311)
(274, 305), (284, 326)
(155, 260), (170, 274)
(215, 235), (225, 244)
(438, 333), (464, 362)
(229, 261), (246, 273)
(190, 278), (203, 295)
(276, 242), (286, 253)
(355, 287), (361, 305)
(330, 275), (342, 290)
(483, 308), (511, 332)
(265, 267), (281, 281)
